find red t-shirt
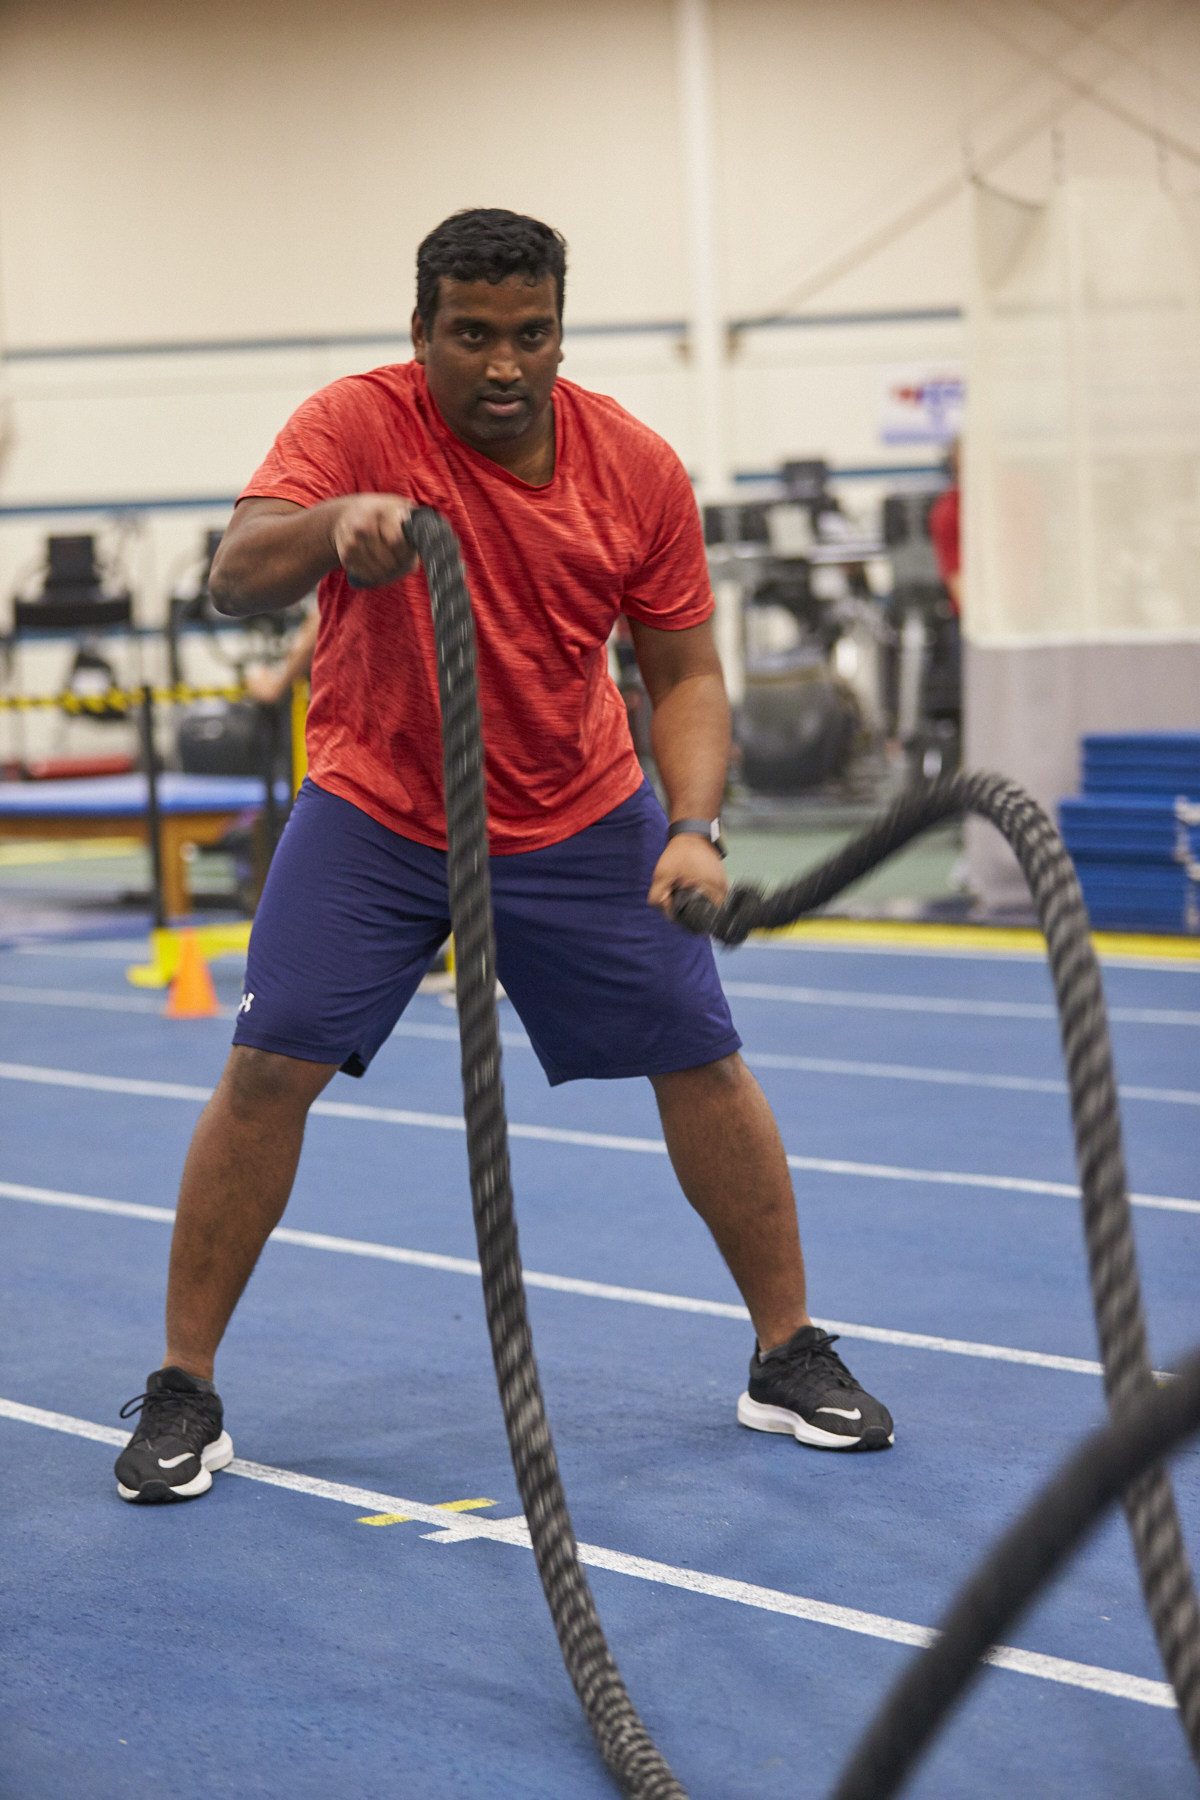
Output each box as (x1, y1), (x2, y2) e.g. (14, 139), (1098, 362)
(240, 363), (713, 852)
(927, 487), (960, 613)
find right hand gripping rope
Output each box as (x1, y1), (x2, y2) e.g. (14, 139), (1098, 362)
(408, 505), (1200, 1797)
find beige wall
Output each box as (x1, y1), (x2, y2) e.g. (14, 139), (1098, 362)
(0, 0), (1196, 648)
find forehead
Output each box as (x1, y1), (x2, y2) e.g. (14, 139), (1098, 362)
(433, 273), (558, 325)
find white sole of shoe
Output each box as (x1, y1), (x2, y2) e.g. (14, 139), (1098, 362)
(737, 1392), (893, 1451)
(117, 1430), (235, 1502)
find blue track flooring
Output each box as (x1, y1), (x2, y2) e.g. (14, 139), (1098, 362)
(2, 934), (1198, 1797)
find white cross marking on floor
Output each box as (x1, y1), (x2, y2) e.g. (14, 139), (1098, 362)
(0, 1396), (1175, 1714)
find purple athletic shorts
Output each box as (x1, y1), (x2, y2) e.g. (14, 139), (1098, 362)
(233, 776), (740, 1086)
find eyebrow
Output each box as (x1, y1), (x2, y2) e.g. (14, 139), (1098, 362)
(447, 313), (558, 331)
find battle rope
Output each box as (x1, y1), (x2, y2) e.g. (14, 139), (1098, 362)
(671, 771), (1200, 1770)
(409, 507), (685, 1799)
(829, 1344), (1200, 1800)
(409, 504), (1198, 1793)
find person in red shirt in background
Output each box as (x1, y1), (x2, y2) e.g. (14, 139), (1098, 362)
(114, 210), (893, 1506)
(927, 438), (961, 616)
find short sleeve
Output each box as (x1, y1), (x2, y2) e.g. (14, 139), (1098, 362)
(238, 381), (367, 509)
(620, 451), (714, 630)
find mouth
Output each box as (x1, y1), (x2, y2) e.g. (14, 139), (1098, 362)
(477, 392), (528, 419)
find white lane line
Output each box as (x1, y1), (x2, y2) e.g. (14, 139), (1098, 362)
(16, 941), (167, 959)
(0, 1182), (177, 1224)
(0, 1061), (216, 1101)
(2, 1061), (1196, 1215)
(0, 1396), (1174, 1712)
(743, 1052), (1200, 1108)
(0, 983), (171, 1014)
(7, 965), (1197, 1027)
(1, 1181), (1173, 1380)
(0, 988), (534, 1046)
(722, 980), (1200, 1028)
(4, 990), (1195, 1099)
(390, 1019), (533, 1049)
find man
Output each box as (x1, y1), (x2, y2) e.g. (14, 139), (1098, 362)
(928, 438), (961, 616)
(115, 209), (892, 1504)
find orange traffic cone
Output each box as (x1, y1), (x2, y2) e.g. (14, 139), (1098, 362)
(164, 929), (220, 1019)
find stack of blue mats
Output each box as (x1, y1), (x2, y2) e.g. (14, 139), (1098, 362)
(1057, 734), (1200, 934)
(1081, 733), (1200, 797)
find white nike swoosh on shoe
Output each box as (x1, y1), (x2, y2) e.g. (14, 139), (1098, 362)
(157, 1452), (194, 1469)
(816, 1406), (862, 1421)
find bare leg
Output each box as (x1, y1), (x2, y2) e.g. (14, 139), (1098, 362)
(163, 1046), (338, 1379)
(650, 1053), (810, 1352)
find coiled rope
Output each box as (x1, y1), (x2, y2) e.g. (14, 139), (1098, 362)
(829, 1344), (1200, 1800)
(671, 771), (1200, 1774)
(409, 504), (1199, 1795)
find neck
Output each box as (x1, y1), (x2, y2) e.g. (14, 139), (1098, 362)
(452, 401), (556, 487)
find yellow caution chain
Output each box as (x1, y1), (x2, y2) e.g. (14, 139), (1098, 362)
(0, 682), (247, 715)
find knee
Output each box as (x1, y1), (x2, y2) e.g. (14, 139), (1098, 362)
(218, 1046), (335, 1121)
(652, 1052), (747, 1104)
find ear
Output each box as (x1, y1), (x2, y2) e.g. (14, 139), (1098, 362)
(411, 307), (427, 364)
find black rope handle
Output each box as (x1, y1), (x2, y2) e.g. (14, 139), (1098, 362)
(829, 1346), (1200, 1800)
(407, 503), (1199, 1794)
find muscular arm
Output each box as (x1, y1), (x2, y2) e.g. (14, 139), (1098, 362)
(629, 615), (731, 914)
(209, 494), (417, 617)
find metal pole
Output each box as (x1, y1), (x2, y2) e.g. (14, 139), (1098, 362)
(140, 683), (166, 930)
(260, 702), (280, 858)
(674, 0), (731, 504)
(675, 0), (743, 712)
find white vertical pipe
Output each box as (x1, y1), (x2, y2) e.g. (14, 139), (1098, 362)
(713, 577), (744, 704)
(674, 0), (730, 504)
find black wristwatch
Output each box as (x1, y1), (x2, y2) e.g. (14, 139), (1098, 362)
(667, 817), (727, 860)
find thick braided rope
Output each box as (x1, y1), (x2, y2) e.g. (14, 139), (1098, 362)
(829, 1344), (1200, 1800)
(410, 508), (686, 1800)
(676, 770), (1200, 1762)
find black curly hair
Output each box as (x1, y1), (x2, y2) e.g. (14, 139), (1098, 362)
(416, 209), (567, 332)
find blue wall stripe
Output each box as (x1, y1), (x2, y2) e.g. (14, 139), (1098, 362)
(0, 464), (944, 520)
(0, 306), (962, 366)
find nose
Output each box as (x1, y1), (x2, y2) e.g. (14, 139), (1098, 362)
(485, 341), (521, 385)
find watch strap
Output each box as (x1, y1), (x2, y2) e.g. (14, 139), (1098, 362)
(667, 817), (727, 859)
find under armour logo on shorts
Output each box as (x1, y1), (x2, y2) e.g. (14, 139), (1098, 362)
(238, 992), (255, 1015)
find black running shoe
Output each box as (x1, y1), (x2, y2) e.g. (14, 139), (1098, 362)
(114, 1367), (233, 1503)
(737, 1325), (894, 1451)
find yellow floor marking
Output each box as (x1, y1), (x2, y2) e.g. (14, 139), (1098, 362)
(755, 919), (1200, 963)
(0, 837), (142, 867)
(358, 1497), (496, 1527)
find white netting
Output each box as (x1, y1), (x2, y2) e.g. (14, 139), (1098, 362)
(965, 178), (1200, 648)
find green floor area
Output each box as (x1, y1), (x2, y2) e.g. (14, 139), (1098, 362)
(0, 841), (240, 904)
(0, 822), (968, 924)
(724, 821), (965, 915)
